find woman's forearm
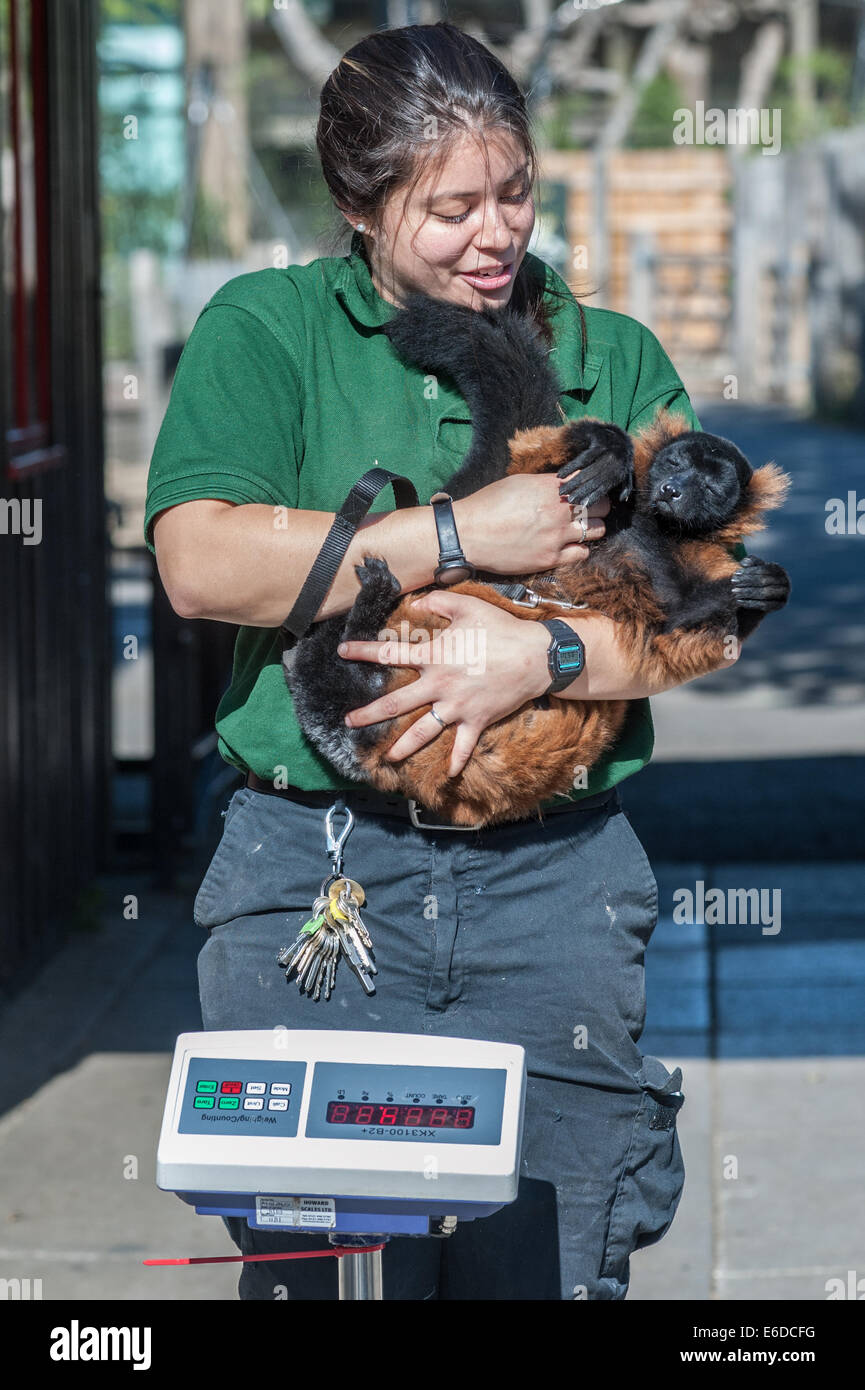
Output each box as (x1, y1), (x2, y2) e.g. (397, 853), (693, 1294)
(156, 500), (447, 626)
(155, 479), (605, 628)
(521, 612), (737, 701)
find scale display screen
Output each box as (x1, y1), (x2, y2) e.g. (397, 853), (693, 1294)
(326, 1102), (475, 1129)
(307, 1062), (505, 1145)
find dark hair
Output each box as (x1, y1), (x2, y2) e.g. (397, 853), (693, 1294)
(315, 20), (585, 355)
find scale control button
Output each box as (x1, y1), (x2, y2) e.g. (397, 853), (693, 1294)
(245, 1082), (266, 1095)
(243, 1098), (264, 1111)
(270, 1083), (292, 1096)
(219, 1097), (240, 1110)
(196, 1080), (217, 1094)
(268, 1098), (289, 1112)
(194, 1096), (215, 1110)
(220, 1081), (243, 1095)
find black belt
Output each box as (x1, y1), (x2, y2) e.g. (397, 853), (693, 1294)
(244, 770), (615, 831)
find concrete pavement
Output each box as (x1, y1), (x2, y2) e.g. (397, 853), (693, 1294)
(629, 863), (865, 1300)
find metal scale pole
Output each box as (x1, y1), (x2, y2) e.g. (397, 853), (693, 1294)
(332, 1235), (385, 1300)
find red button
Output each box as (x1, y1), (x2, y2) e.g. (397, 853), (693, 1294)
(220, 1081), (243, 1095)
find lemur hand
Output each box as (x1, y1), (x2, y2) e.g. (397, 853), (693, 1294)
(557, 420), (635, 509)
(731, 555), (791, 612)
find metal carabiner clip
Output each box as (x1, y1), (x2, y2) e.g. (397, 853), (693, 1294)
(511, 587), (579, 612)
(325, 800), (354, 879)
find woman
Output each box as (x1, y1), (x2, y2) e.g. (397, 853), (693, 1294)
(145, 22), (730, 1300)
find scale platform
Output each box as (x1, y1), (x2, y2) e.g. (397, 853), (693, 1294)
(156, 1030), (527, 1237)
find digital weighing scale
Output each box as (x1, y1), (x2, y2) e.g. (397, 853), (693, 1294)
(156, 1030), (526, 1298)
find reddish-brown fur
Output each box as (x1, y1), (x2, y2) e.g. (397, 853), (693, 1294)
(353, 409), (789, 827)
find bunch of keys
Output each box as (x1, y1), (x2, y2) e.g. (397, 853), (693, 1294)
(276, 801), (377, 1000)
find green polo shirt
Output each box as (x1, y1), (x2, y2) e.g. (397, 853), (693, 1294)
(144, 231), (702, 803)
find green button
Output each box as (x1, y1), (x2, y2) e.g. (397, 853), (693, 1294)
(194, 1096), (215, 1109)
(196, 1080), (217, 1093)
(218, 1097), (240, 1110)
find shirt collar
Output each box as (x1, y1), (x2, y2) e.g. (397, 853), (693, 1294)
(332, 230), (397, 329)
(332, 232), (603, 399)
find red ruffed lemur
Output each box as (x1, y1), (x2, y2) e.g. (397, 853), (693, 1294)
(283, 293), (791, 827)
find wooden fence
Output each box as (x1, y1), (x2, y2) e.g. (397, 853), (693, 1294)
(541, 135), (865, 422)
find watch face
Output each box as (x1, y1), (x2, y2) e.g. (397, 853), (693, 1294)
(436, 565), (472, 586)
(557, 642), (584, 673)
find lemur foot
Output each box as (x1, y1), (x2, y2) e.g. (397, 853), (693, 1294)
(731, 555), (791, 611)
(556, 420), (635, 508)
(341, 556), (403, 641)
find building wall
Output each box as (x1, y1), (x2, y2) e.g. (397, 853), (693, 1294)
(0, 0), (109, 988)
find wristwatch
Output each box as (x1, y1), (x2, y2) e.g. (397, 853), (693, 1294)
(540, 617), (586, 696)
(429, 491), (475, 586)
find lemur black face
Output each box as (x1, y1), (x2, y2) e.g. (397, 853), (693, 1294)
(646, 432), (752, 535)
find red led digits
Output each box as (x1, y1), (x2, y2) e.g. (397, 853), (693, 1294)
(325, 1101), (476, 1128)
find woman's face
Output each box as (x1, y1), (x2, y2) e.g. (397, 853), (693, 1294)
(364, 128), (535, 313)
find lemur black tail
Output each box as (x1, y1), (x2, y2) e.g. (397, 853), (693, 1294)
(381, 291), (562, 499)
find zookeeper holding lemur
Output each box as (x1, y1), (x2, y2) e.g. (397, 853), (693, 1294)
(144, 21), (735, 1301)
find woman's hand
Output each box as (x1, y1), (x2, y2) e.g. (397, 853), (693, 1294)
(337, 589), (551, 778)
(337, 587), (743, 780)
(455, 474), (609, 574)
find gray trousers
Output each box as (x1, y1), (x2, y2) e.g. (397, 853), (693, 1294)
(195, 784), (685, 1300)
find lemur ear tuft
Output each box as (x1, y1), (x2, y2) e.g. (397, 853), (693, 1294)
(716, 461), (792, 541)
(747, 462), (791, 513)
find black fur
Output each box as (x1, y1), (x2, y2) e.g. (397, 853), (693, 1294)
(283, 293), (790, 783)
(556, 419), (789, 636)
(381, 292), (563, 496)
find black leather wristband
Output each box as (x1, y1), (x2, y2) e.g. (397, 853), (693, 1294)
(540, 617), (586, 696)
(430, 491), (474, 586)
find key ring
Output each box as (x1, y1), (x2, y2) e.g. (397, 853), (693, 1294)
(324, 799), (354, 880)
(276, 797), (376, 1000)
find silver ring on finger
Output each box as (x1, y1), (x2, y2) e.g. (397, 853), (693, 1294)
(569, 504), (588, 544)
(429, 706), (449, 730)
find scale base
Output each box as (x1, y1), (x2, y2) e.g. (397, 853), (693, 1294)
(176, 1190), (500, 1237)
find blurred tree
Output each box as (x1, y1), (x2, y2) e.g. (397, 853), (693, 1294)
(246, 0), (334, 21)
(102, 0), (178, 22)
(536, 91), (594, 152)
(770, 47), (857, 144)
(628, 71), (688, 149)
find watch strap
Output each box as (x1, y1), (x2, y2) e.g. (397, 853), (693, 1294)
(430, 491), (474, 583)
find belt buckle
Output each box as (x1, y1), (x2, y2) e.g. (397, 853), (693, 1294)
(406, 798), (484, 832)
